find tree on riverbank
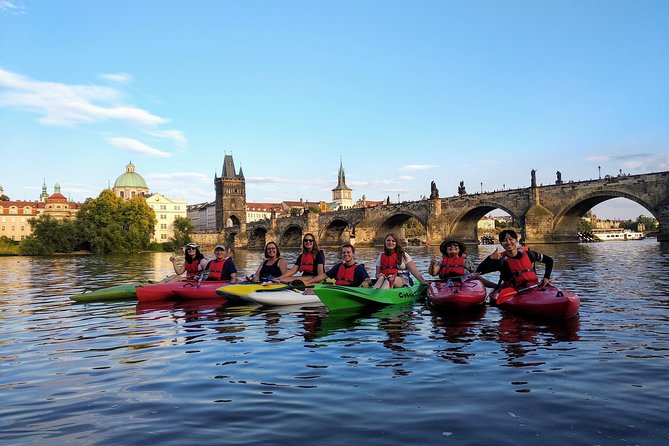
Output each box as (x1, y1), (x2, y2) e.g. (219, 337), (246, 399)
(19, 189), (156, 255)
(169, 216), (194, 250)
(76, 190), (156, 253)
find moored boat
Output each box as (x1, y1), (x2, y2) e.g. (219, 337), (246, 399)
(427, 279), (487, 312)
(313, 283), (427, 311)
(489, 284), (580, 319)
(136, 280), (192, 302)
(71, 281), (146, 302)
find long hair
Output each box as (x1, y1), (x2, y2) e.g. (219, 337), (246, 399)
(185, 247), (205, 263)
(264, 241), (281, 259)
(383, 233), (406, 262)
(302, 233), (320, 254)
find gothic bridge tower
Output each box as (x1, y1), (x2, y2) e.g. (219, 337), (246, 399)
(214, 154), (247, 238)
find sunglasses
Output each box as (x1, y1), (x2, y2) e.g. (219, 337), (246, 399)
(186, 247), (196, 251)
(303, 239), (314, 243)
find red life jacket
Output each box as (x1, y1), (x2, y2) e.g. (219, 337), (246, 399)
(184, 259), (201, 275)
(299, 252), (316, 274)
(206, 258), (230, 281)
(439, 255), (466, 279)
(335, 263), (357, 286)
(501, 248), (537, 287)
(379, 252), (399, 276)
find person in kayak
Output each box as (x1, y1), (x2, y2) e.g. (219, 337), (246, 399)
(429, 239), (475, 278)
(253, 241), (288, 283)
(204, 244), (238, 282)
(373, 233), (427, 289)
(304, 243), (371, 287)
(165, 242), (208, 282)
(275, 233), (326, 282)
(476, 229), (553, 289)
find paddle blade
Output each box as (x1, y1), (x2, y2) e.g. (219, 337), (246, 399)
(496, 287), (517, 304)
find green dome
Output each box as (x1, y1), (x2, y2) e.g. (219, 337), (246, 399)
(114, 162), (148, 188)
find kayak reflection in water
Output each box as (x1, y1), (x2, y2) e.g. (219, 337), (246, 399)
(303, 243), (372, 288)
(476, 229), (553, 290)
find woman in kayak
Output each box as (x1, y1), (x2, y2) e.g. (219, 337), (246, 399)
(253, 241), (288, 283)
(275, 233), (326, 282)
(204, 244), (238, 282)
(165, 242), (208, 282)
(373, 233), (427, 289)
(304, 243), (372, 287)
(429, 239), (475, 278)
(476, 229), (553, 289)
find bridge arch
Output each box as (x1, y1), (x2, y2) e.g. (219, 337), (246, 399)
(248, 226), (268, 249)
(552, 190), (659, 239)
(279, 224), (304, 248)
(449, 202), (521, 244)
(320, 218), (354, 247)
(374, 211), (427, 245)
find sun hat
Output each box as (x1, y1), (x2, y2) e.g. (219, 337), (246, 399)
(214, 244), (227, 251)
(439, 240), (466, 256)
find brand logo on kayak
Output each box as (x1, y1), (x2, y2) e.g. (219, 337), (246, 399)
(398, 291), (416, 299)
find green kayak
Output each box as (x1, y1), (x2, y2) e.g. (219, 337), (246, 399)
(71, 281), (146, 302)
(313, 283), (427, 311)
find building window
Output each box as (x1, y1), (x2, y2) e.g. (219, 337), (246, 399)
(161, 234), (167, 239)
(120, 191), (124, 199)
(160, 214), (167, 219)
(160, 205), (166, 210)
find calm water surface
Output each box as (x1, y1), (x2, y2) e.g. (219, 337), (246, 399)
(2, 240), (669, 445)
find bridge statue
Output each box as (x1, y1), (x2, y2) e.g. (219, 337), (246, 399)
(430, 181), (439, 199)
(458, 181), (466, 196)
(531, 169), (537, 188)
(556, 171), (563, 185)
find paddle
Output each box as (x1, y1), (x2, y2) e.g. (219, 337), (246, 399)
(257, 279), (313, 293)
(496, 283), (542, 304)
(430, 273), (480, 283)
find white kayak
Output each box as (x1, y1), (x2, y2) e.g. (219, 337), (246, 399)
(238, 287), (323, 307)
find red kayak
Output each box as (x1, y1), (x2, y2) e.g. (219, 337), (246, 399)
(489, 284), (580, 319)
(427, 279), (487, 312)
(136, 280), (230, 302)
(171, 281), (231, 300)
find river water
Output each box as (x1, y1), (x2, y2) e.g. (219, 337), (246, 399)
(1, 240), (668, 445)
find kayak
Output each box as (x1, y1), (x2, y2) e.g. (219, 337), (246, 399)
(171, 281), (232, 300)
(489, 284), (580, 319)
(427, 279), (487, 312)
(313, 283), (427, 311)
(137, 280), (231, 302)
(237, 287), (323, 307)
(215, 283), (289, 303)
(71, 281), (146, 302)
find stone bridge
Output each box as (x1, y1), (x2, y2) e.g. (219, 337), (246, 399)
(222, 171), (669, 248)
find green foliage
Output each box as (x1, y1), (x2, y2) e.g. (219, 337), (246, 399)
(308, 206), (321, 213)
(577, 219), (595, 232)
(403, 217), (425, 237)
(75, 189), (156, 254)
(19, 214), (78, 255)
(0, 194), (10, 201)
(637, 215), (658, 231)
(0, 236), (20, 255)
(171, 216), (194, 249)
(290, 207), (301, 216)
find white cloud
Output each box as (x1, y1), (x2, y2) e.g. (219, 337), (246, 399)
(108, 137), (171, 158)
(146, 129), (188, 146)
(0, 1), (23, 14)
(0, 68), (167, 126)
(98, 72), (133, 84)
(399, 164), (437, 172)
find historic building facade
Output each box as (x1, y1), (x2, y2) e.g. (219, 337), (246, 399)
(144, 193), (187, 243)
(214, 154), (247, 231)
(0, 183), (80, 241)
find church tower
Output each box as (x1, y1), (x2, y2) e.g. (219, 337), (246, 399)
(214, 154), (247, 232)
(331, 158), (353, 209)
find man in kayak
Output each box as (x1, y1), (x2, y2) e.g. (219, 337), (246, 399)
(204, 244), (238, 282)
(477, 229), (553, 289)
(303, 243), (372, 288)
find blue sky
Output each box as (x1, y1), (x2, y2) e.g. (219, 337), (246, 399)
(1, 0), (668, 220)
